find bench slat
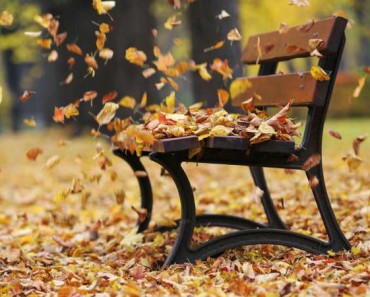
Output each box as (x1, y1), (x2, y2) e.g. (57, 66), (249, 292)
(242, 17), (347, 64)
(232, 71), (324, 107)
(206, 136), (295, 154)
(146, 135), (199, 153)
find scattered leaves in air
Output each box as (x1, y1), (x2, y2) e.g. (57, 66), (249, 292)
(37, 38), (53, 49)
(310, 65), (330, 81)
(46, 154), (61, 169)
(217, 89), (230, 107)
(53, 107), (65, 123)
(204, 40), (225, 53)
(0, 10), (13, 26)
(211, 58), (233, 80)
(350, 76), (366, 101)
(66, 43), (83, 55)
(47, 50), (59, 62)
(229, 79), (252, 100)
(353, 135), (367, 156)
(102, 91), (118, 103)
(92, 0), (116, 15)
(119, 96), (136, 109)
(328, 129), (342, 140)
(99, 48), (114, 61)
(19, 90), (36, 103)
(125, 47), (147, 67)
(83, 90), (98, 102)
(26, 147), (43, 161)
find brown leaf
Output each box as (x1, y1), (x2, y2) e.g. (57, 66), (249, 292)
(309, 176), (320, 188)
(302, 154), (321, 171)
(328, 129), (342, 140)
(102, 90), (118, 103)
(131, 206), (148, 223)
(66, 43), (83, 55)
(353, 135), (367, 156)
(26, 148), (43, 161)
(19, 90), (36, 103)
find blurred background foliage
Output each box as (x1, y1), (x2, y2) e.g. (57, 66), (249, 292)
(0, 0), (369, 132)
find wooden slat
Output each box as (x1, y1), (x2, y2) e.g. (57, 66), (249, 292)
(232, 71), (326, 107)
(206, 136), (295, 154)
(242, 17), (347, 64)
(145, 135), (199, 153)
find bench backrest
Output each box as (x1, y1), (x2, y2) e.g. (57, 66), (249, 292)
(232, 16), (347, 153)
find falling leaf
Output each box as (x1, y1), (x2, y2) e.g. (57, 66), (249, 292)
(92, 0), (116, 15)
(37, 39), (52, 50)
(47, 18), (59, 38)
(342, 153), (363, 172)
(240, 98), (254, 113)
(142, 68), (156, 78)
(353, 135), (367, 156)
(63, 104), (79, 119)
(328, 129), (342, 140)
(99, 48), (114, 61)
(140, 92), (147, 108)
(197, 63), (212, 81)
(164, 15), (182, 30)
(204, 40), (225, 53)
(217, 89), (230, 107)
(66, 43), (83, 56)
(67, 57), (75, 69)
(289, 0), (310, 7)
(350, 76), (366, 100)
(125, 47), (147, 67)
(302, 154), (321, 171)
(54, 32), (67, 46)
(0, 10), (14, 26)
(229, 79), (252, 100)
(26, 148), (43, 161)
(119, 96), (136, 109)
(24, 31), (42, 37)
(34, 13), (53, 28)
(96, 102), (119, 125)
(162, 91), (175, 113)
(48, 50), (58, 62)
(83, 90), (98, 102)
(102, 91), (118, 103)
(95, 31), (106, 51)
(278, 23), (290, 34)
(310, 66), (330, 81)
(211, 58), (233, 80)
(53, 107), (65, 123)
(19, 90), (36, 103)
(309, 176), (319, 188)
(310, 49), (324, 58)
(85, 54), (98, 69)
(153, 52), (175, 72)
(46, 155), (61, 169)
(60, 73), (74, 85)
(99, 22), (110, 33)
(227, 28), (242, 41)
(216, 10), (230, 20)
(23, 118), (36, 127)
(70, 178), (84, 194)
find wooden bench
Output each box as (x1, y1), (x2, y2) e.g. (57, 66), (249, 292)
(114, 16), (350, 267)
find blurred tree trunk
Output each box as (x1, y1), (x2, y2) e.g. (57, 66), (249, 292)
(36, 0), (158, 129)
(188, 0), (242, 109)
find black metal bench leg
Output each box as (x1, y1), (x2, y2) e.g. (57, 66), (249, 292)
(113, 150), (153, 233)
(306, 164), (351, 251)
(249, 166), (287, 229)
(149, 153), (196, 267)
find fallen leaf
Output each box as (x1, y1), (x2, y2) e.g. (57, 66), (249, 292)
(142, 68), (156, 78)
(64, 104), (79, 119)
(92, 0), (116, 15)
(278, 22), (290, 34)
(85, 54), (98, 69)
(99, 22), (110, 33)
(140, 92), (147, 108)
(211, 58), (233, 80)
(60, 73), (74, 85)
(54, 32), (67, 46)
(24, 31), (42, 37)
(197, 63), (212, 81)
(350, 76), (366, 100)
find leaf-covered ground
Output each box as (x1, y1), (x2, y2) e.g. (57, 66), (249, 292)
(0, 122), (369, 296)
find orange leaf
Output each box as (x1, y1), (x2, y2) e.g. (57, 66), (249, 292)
(85, 54), (98, 69)
(66, 43), (83, 56)
(83, 90), (98, 102)
(217, 89), (230, 107)
(102, 91), (118, 103)
(140, 92), (147, 108)
(37, 39), (52, 50)
(53, 107), (65, 123)
(204, 40), (225, 53)
(19, 90), (36, 103)
(125, 47), (147, 67)
(302, 154), (321, 171)
(310, 66), (330, 81)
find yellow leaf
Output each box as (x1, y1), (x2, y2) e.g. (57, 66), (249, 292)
(227, 28), (242, 41)
(197, 63), (212, 81)
(99, 22), (110, 33)
(125, 47), (147, 67)
(217, 89), (230, 107)
(351, 76), (366, 99)
(162, 91), (175, 113)
(351, 246), (362, 256)
(204, 40), (225, 53)
(92, 0), (116, 15)
(153, 52), (175, 72)
(46, 155), (61, 169)
(0, 10), (14, 26)
(37, 38), (52, 50)
(164, 15), (181, 30)
(209, 125), (233, 136)
(63, 104), (79, 119)
(96, 102), (119, 125)
(211, 58), (233, 80)
(119, 96), (136, 109)
(140, 92), (147, 108)
(327, 250), (336, 256)
(229, 79), (252, 100)
(310, 65), (330, 81)
(23, 118), (36, 127)
(53, 189), (69, 205)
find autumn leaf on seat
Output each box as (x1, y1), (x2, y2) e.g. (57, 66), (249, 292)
(310, 66), (330, 81)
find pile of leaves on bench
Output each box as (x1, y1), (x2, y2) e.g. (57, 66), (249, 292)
(110, 96), (300, 156)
